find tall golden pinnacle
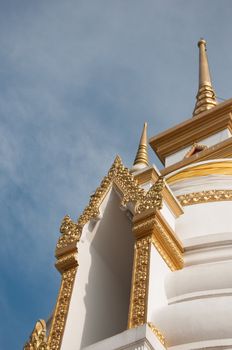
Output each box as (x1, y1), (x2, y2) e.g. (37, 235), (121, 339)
(132, 122), (149, 171)
(193, 38), (217, 117)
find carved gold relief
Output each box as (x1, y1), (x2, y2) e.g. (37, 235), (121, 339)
(177, 189), (232, 206)
(128, 236), (151, 328)
(55, 251), (78, 273)
(136, 177), (164, 214)
(57, 215), (81, 250)
(133, 212), (183, 271)
(48, 267), (77, 350)
(148, 322), (166, 347)
(152, 215), (183, 271)
(57, 156), (145, 251)
(24, 319), (49, 350)
(57, 156), (164, 251)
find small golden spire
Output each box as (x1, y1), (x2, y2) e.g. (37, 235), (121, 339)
(193, 38), (217, 117)
(132, 122), (149, 171)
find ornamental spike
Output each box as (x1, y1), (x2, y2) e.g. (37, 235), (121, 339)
(132, 122), (149, 171)
(193, 38), (217, 116)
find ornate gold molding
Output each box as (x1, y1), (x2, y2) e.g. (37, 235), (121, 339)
(166, 160), (232, 185)
(184, 143), (208, 159)
(24, 319), (48, 350)
(56, 156), (145, 251)
(128, 236), (152, 328)
(148, 322), (166, 347)
(150, 100), (232, 165)
(177, 189), (232, 206)
(56, 156), (165, 252)
(48, 267), (77, 350)
(136, 177), (164, 214)
(57, 215), (81, 251)
(128, 209), (183, 330)
(152, 213), (183, 271)
(133, 211), (183, 271)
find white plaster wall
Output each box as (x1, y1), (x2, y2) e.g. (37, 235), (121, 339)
(165, 260), (232, 303)
(153, 296), (232, 348)
(175, 201), (232, 243)
(160, 201), (176, 231)
(82, 324), (166, 350)
(61, 188), (134, 350)
(165, 129), (231, 167)
(147, 246), (170, 321)
(153, 157), (232, 349)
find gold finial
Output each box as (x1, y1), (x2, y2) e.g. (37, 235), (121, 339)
(132, 122), (149, 171)
(193, 38), (217, 116)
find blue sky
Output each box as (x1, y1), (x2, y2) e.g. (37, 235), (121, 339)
(1, 1), (232, 348)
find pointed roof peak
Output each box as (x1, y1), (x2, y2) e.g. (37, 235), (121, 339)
(193, 38), (217, 117)
(131, 122), (149, 172)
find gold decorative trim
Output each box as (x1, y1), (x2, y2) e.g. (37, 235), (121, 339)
(134, 167), (159, 185)
(135, 168), (183, 218)
(184, 143), (208, 159)
(128, 236), (152, 328)
(24, 319), (48, 350)
(161, 136), (232, 177)
(57, 215), (81, 251)
(149, 100), (232, 165)
(166, 160), (232, 184)
(152, 212), (183, 271)
(136, 177), (164, 214)
(55, 251), (78, 273)
(56, 156), (145, 251)
(57, 156), (166, 252)
(148, 322), (166, 347)
(177, 189), (232, 206)
(133, 210), (183, 271)
(48, 267), (77, 350)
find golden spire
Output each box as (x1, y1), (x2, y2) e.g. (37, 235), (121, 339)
(193, 38), (217, 117)
(132, 122), (149, 171)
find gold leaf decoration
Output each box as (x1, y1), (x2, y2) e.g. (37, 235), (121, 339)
(24, 319), (49, 350)
(128, 236), (151, 328)
(136, 177), (164, 213)
(48, 267), (77, 350)
(148, 322), (166, 347)
(57, 156), (164, 250)
(177, 189), (232, 206)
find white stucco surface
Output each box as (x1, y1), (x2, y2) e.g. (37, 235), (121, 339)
(147, 246), (170, 321)
(82, 324), (166, 350)
(175, 201), (232, 242)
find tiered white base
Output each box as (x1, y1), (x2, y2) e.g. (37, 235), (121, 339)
(82, 325), (166, 350)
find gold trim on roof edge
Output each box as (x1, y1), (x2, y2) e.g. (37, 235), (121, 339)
(177, 189), (232, 206)
(166, 160), (232, 184)
(56, 155), (164, 252)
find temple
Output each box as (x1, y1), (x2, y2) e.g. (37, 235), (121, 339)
(24, 39), (232, 350)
